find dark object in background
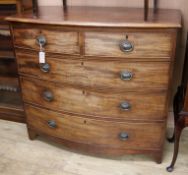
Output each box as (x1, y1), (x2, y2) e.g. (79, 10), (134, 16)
(144, 0), (158, 20)
(167, 33), (188, 172)
(0, 1), (36, 123)
(32, 0), (38, 15)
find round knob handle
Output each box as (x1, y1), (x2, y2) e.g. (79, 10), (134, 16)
(119, 132), (129, 141)
(47, 120), (57, 128)
(120, 71), (133, 80)
(40, 63), (50, 73)
(120, 101), (131, 111)
(37, 35), (47, 47)
(119, 40), (134, 53)
(42, 90), (54, 102)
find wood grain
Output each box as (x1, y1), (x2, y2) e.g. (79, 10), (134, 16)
(2, 119), (188, 173)
(13, 26), (80, 55)
(85, 32), (173, 58)
(0, 59), (17, 76)
(21, 77), (168, 121)
(16, 50), (170, 90)
(26, 104), (165, 150)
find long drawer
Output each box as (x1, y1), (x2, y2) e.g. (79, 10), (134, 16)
(26, 105), (165, 150)
(21, 77), (167, 121)
(16, 51), (170, 90)
(85, 32), (173, 58)
(13, 26), (80, 55)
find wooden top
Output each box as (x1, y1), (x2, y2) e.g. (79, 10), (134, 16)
(6, 6), (181, 28)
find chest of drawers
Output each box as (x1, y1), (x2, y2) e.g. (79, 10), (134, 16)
(7, 6), (181, 163)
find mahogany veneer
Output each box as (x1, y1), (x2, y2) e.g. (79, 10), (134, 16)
(0, 1), (36, 123)
(16, 50), (171, 90)
(7, 6), (181, 163)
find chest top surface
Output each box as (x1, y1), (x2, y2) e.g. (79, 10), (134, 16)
(6, 6), (181, 28)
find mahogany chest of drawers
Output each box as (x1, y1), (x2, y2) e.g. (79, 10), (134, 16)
(7, 6), (181, 163)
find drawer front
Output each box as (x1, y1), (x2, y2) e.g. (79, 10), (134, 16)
(13, 27), (80, 55)
(21, 77), (167, 121)
(85, 32), (173, 58)
(16, 51), (170, 90)
(26, 105), (165, 150)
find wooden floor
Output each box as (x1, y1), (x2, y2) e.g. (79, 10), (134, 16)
(0, 119), (188, 175)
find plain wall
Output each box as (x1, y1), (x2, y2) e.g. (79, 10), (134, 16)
(38, 0), (188, 110)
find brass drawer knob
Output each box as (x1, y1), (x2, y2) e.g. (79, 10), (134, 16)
(120, 101), (131, 111)
(119, 132), (129, 141)
(40, 63), (50, 73)
(47, 120), (57, 128)
(37, 35), (47, 47)
(119, 40), (134, 53)
(42, 90), (54, 102)
(120, 71), (133, 80)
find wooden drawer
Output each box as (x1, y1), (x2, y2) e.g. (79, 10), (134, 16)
(16, 51), (170, 90)
(26, 105), (165, 150)
(21, 77), (167, 121)
(13, 26), (80, 55)
(85, 32), (173, 58)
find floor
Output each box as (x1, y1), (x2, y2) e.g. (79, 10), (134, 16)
(0, 119), (188, 175)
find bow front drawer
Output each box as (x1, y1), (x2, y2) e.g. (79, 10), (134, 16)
(85, 32), (173, 59)
(21, 77), (167, 121)
(13, 26), (80, 55)
(16, 51), (170, 90)
(26, 105), (165, 151)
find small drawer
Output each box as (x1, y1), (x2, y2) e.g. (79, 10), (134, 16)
(21, 77), (168, 121)
(85, 32), (173, 58)
(13, 25), (80, 55)
(16, 51), (170, 90)
(26, 105), (165, 150)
